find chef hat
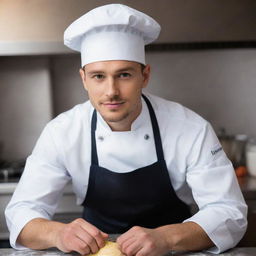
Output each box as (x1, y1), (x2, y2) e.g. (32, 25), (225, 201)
(64, 4), (161, 66)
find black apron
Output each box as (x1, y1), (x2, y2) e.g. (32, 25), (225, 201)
(82, 95), (191, 233)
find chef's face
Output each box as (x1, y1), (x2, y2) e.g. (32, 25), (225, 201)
(80, 60), (150, 131)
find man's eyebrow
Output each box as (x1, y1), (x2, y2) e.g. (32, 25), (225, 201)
(85, 66), (137, 76)
(86, 70), (105, 76)
(115, 67), (136, 73)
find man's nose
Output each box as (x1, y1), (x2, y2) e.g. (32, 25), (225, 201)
(105, 77), (119, 97)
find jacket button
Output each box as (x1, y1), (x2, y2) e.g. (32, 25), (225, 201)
(98, 136), (104, 141)
(144, 134), (150, 140)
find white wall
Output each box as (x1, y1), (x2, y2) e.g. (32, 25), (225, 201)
(0, 48), (256, 161)
(50, 55), (88, 115)
(0, 57), (53, 161)
(1, 0), (256, 42)
(146, 49), (256, 137)
(50, 48), (256, 138)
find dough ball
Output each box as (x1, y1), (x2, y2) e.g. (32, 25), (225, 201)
(88, 241), (124, 256)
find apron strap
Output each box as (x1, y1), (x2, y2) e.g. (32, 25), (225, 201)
(141, 94), (165, 161)
(90, 94), (165, 166)
(91, 110), (99, 165)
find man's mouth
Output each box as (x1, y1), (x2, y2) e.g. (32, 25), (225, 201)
(101, 101), (125, 109)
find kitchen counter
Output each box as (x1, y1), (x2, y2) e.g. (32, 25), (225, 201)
(0, 248), (255, 255)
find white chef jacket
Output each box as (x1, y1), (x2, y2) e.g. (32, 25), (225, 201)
(5, 93), (247, 253)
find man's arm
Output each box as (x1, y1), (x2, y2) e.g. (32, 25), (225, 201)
(17, 218), (108, 255)
(117, 222), (213, 256)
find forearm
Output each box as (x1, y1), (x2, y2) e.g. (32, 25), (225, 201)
(17, 218), (64, 250)
(17, 217), (108, 255)
(158, 221), (214, 251)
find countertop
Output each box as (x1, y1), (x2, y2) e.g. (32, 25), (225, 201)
(0, 248), (256, 256)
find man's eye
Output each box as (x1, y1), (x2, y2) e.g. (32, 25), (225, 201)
(93, 74), (104, 80)
(119, 72), (131, 78)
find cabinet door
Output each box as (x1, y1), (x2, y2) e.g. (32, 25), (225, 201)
(0, 194), (12, 240)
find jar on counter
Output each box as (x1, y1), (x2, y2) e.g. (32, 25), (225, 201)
(246, 138), (256, 177)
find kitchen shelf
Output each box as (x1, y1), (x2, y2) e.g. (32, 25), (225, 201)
(0, 41), (75, 56)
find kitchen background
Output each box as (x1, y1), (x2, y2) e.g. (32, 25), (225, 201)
(1, 0), (256, 161)
(0, 0), (256, 247)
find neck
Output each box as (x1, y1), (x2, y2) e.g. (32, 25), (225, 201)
(108, 122), (132, 132)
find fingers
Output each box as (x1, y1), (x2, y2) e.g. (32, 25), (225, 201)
(119, 239), (153, 256)
(70, 238), (91, 255)
(57, 218), (108, 255)
(74, 225), (99, 254)
(57, 227), (91, 255)
(74, 218), (109, 253)
(121, 237), (143, 256)
(117, 226), (144, 256)
(117, 226), (141, 245)
(117, 226), (166, 256)
(135, 246), (155, 256)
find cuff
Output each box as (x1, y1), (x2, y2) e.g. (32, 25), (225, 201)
(183, 209), (238, 254)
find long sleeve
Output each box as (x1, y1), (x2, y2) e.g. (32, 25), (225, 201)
(5, 124), (71, 249)
(184, 122), (247, 253)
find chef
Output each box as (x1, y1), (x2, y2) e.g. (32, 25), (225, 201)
(5, 3), (247, 256)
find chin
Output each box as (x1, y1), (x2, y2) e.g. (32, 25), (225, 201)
(102, 112), (129, 123)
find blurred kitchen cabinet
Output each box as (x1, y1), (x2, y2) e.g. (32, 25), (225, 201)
(238, 199), (256, 247)
(0, 190), (13, 240)
(237, 176), (256, 247)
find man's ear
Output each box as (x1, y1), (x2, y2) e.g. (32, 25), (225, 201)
(79, 68), (88, 91)
(142, 64), (151, 88)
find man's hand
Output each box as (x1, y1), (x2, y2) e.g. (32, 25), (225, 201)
(117, 222), (214, 256)
(117, 226), (169, 256)
(18, 218), (108, 255)
(55, 218), (108, 255)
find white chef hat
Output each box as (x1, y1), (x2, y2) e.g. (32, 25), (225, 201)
(64, 4), (161, 67)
